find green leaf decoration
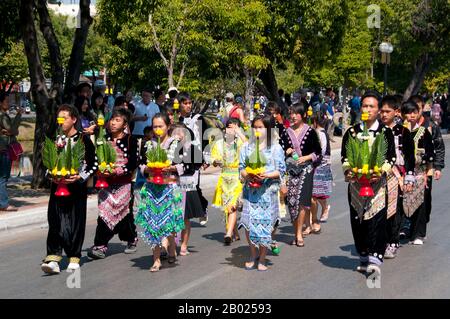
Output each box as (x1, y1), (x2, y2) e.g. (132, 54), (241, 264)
(43, 137), (58, 170)
(72, 138), (85, 170)
(65, 138), (72, 170)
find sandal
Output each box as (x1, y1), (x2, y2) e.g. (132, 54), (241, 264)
(312, 227), (322, 234)
(302, 227), (312, 236)
(168, 256), (177, 264)
(224, 235), (232, 246)
(296, 239), (305, 247)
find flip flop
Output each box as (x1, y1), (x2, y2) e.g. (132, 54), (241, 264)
(296, 239), (305, 247)
(224, 236), (232, 245)
(168, 256), (177, 264)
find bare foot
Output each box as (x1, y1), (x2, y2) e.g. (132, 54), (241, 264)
(245, 260), (257, 270)
(149, 261), (161, 272)
(257, 263), (268, 271)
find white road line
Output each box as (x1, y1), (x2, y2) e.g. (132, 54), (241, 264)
(158, 266), (233, 299)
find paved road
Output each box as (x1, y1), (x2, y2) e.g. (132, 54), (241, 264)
(1, 139), (450, 299)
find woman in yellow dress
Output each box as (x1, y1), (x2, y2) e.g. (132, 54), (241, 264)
(211, 118), (247, 245)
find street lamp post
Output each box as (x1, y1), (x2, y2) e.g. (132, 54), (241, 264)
(379, 41), (394, 96)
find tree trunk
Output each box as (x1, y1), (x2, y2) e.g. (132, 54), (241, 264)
(63, 0), (93, 103)
(258, 64), (284, 107)
(404, 53), (431, 101)
(168, 67), (174, 89)
(20, 0), (53, 188)
(37, 0), (64, 103)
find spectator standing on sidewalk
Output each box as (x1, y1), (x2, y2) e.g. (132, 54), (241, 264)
(0, 91), (22, 212)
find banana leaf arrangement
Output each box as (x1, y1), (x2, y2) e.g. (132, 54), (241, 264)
(146, 129), (170, 184)
(95, 113), (117, 174)
(42, 117), (85, 196)
(244, 132), (267, 188)
(95, 113), (117, 188)
(342, 112), (391, 196)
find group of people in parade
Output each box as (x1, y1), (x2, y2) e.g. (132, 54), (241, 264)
(37, 83), (444, 275)
(342, 91), (444, 274)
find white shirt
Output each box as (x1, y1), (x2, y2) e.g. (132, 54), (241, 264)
(132, 100), (160, 136)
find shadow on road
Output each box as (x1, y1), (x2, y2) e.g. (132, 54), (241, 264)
(221, 245), (273, 269)
(202, 232), (226, 244)
(319, 255), (359, 271)
(339, 244), (359, 256)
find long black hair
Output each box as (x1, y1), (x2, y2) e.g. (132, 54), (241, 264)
(74, 96), (93, 119)
(251, 114), (275, 147)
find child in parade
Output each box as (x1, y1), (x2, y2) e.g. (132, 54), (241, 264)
(178, 92), (209, 254)
(136, 113), (195, 272)
(88, 109), (140, 260)
(211, 118), (247, 245)
(281, 103), (322, 245)
(311, 112), (333, 223)
(401, 101), (435, 246)
(41, 105), (97, 274)
(406, 95), (444, 243)
(379, 96), (415, 258)
(239, 115), (286, 271)
(341, 92), (397, 273)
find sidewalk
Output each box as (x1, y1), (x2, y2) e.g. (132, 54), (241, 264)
(0, 137), (344, 234)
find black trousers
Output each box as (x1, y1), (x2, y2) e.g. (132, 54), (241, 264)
(350, 205), (387, 263)
(46, 182), (87, 260)
(386, 188), (403, 246)
(93, 213), (137, 247)
(93, 194), (137, 247)
(425, 177), (432, 226)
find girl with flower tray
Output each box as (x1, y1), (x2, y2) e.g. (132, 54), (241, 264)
(41, 105), (98, 274)
(341, 92), (397, 273)
(88, 109), (140, 260)
(239, 115), (286, 271)
(136, 113), (196, 272)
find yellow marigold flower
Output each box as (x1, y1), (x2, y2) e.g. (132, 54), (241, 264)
(99, 162), (108, 171)
(307, 106), (313, 117)
(109, 163), (115, 168)
(97, 118), (105, 126)
(254, 102), (260, 110)
(70, 168), (77, 175)
(57, 117), (65, 125)
(173, 101), (179, 110)
(60, 167), (68, 176)
(374, 166), (380, 174)
(361, 164), (369, 175)
(255, 131), (262, 138)
(361, 112), (369, 122)
(352, 167), (359, 174)
(52, 167), (58, 176)
(245, 167), (265, 175)
(155, 128), (164, 136)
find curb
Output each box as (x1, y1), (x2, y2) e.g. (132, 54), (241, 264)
(0, 198), (98, 235)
